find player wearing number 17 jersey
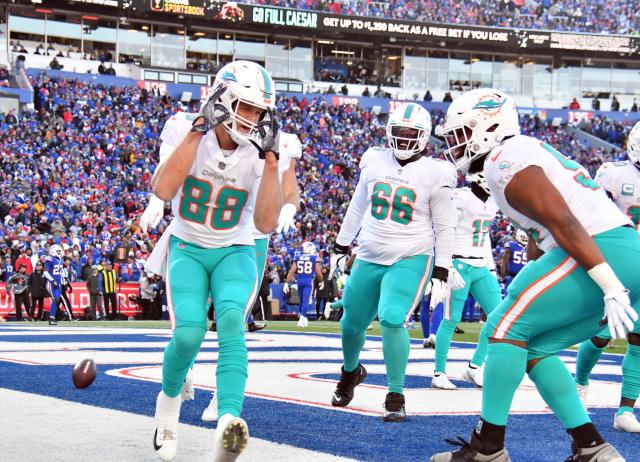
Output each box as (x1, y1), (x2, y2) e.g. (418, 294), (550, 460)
(145, 61), (283, 462)
(432, 175), (502, 390)
(574, 120), (640, 434)
(430, 88), (637, 462)
(328, 103), (457, 422)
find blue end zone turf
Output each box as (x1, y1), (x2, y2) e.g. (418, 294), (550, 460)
(0, 326), (636, 461)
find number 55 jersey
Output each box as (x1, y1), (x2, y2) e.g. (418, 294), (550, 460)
(484, 135), (630, 252)
(336, 147), (457, 266)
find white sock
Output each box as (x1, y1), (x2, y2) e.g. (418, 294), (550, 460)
(155, 391), (181, 425)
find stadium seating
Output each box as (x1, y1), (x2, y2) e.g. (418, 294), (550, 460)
(0, 73), (627, 285)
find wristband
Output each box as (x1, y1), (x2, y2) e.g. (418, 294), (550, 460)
(587, 262), (625, 296)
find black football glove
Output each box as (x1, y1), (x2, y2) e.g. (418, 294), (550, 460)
(250, 107), (279, 159)
(193, 84), (230, 132)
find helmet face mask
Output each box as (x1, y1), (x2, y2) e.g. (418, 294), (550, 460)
(441, 89), (520, 173)
(515, 229), (529, 247)
(50, 244), (62, 258)
(210, 60), (276, 146)
(627, 120), (640, 168)
(301, 242), (316, 255)
(386, 103), (432, 160)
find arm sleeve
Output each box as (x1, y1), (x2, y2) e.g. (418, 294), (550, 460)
(431, 185), (457, 268)
(336, 173), (368, 247)
(594, 163), (616, 200)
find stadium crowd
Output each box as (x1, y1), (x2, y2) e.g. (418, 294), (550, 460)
(0, 74), (626, 303)
(248, 0), (640, 35)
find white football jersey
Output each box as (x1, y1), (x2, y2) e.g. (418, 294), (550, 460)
(595, 160), (640, 229)
(158, 112), (264, 248)
(337, 147), (457, 265)
(452, 188), (498, 267)
(485, 135), (630, 252)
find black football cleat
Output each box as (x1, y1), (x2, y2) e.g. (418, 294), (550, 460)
(247, 322), (265, 332)
(429, 433), (511, 462)
(564, 441), (625, 462)
(383, 392), (406, 422)
(209, 321), (217, 332)
(331, 364), (367, 407)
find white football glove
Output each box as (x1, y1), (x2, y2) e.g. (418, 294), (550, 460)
(603, 289), (638, 340)
(329, 243), (349, 279)
(282, 282), (290, 295)
(448, 266), (465, 291)
(428, 266), (450, 310)
(429, 279), (448, 311)
(276, 203), (297, 234)
(140, 195), (165, 234)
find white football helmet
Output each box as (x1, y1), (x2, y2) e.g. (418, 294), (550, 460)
(441, 89), (520, 173)
(210, 60), (276, 146)
(386, 103), (432, 160)
(515, 229), (529, 247)
(301, 241), (317, 255)
(467, 172), (490, 196)
(49, 244), (63, 258)
(627, 120), (640, 168)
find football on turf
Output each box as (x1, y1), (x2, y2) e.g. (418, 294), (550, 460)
(72, 358), (97, 389)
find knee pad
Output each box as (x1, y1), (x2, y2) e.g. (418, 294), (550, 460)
(216, 309), (246, 339)
(591, 336), (609, 348)
(173, 326), (206, 359)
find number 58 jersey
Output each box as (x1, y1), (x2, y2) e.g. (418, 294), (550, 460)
(159, 112), (272, 249)
(485, 135), (630, 252)
(338, 147), (457, 266)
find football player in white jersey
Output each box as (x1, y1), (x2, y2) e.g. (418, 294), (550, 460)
(430, 89), (637, 462)
(145, 61), (283, 462)
(574, 120), (640, 433)
(199, 132), (302, 423)
(141, 131), (301, 423)
(432, 173), (502, 390)
(328, 103), (458, 422)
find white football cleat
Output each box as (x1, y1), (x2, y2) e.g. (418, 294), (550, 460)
(576, 383), (589, 410)
(202, 391), (218, 422)
(297, 315), (307, 328)
(153, 392), (181, 462)
(180, 368), (195, 401)
(462, 364), (483, 388)
(431, 373), (457, 390)
(324, 302), (333, 320)
(212, 413), (249, 462)
(613, 411), (640, 433)
(423, 334), (436, 349)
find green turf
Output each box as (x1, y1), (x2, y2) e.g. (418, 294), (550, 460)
(6, 319), (627, 354)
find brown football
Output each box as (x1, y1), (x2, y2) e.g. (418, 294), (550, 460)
(72, 358), (97, 389)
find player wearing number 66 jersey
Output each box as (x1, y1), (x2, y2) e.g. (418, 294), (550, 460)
(430, 88), (637, 462)
(145, 61), (283, 462)
(574, 120), (640, 434)
(328, 103), (457, 423)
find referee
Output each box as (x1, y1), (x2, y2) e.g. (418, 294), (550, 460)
(101, 261), (118, 320)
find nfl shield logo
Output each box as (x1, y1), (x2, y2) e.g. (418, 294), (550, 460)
(397, 169), (402, 175)
(218, 162), (226, 170)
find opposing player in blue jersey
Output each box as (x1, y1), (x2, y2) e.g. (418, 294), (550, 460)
(499, 229), (528, 290)
(284, 241), (322, 327)
(44, 245), (64, 326)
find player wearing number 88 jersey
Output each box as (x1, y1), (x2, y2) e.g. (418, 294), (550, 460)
(329, 103), (457, 422)
(146, 61), (282, 462)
